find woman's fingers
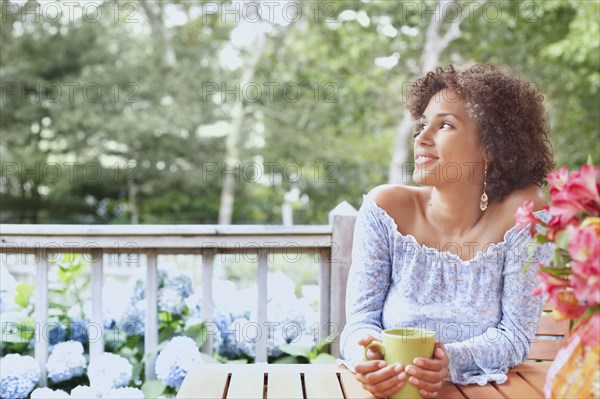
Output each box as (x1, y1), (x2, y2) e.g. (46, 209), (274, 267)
(355, 360), (386, 375)
(413, 344), (449, 372)
(356, 362), (403, 385)
(358, 335), (384, 360)
(356, 363), (407, 398)
(402, 343), (450, 395)
(405, 364), (447, 384)
(357, 336), (376, 346)
(406, 372), (443, 392)
(420, 388), (439, 398)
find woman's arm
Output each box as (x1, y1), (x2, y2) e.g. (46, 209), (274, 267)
(340, 194), (393, 363)
(443, 216), (554, 385)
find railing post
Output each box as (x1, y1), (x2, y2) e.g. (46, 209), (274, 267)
(35, 249), (49, 387)
(318, 248), (331, 344)
(89, 249), (104, 360)
(201, 251), (215, 354)
(145, 250), (158, 380)
(328, 201), (358, 358)
(255, 249), (268, 363)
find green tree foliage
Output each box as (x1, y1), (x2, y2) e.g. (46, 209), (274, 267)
(1, 0), (597, 224)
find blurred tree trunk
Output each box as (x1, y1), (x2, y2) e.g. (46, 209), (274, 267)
(218, 28), (266, 224)
(139, 0), (177, 68)
(388, 0), (481, 184)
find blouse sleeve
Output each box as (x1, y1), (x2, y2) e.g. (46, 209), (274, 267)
(444, 212), (555, 385)
(340, 196), (393, 363)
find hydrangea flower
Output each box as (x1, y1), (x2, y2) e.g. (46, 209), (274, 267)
(120, 299), (146, 336)
(46, 341), (87, 383)
(218, 317), (259, 359)
(70, 385), (98, 398)
(47, 322), (67, 346)
(0, 268), (17, 312)
(104, 387), (144, 398)
(0, 354), (40, 399)
(184, 292), (202, 315)
(30, 387), (69, 398)
(161, 269), (194, 298)
(155, 336), (202, 388)
(131, 279), (145, 302)
(87, 353), (132, 394)
(158, 287), (185, 314)
(101, 278), (136, 327)
(68, 319), (89, 345)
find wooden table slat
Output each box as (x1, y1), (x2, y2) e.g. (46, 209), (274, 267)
(529, 340), (564, 361)
(459, 383), (505, 399)
(304, 372), (345, 399)
(513, 362), (551, 373)
(517, 370), (548, 396)
(267, 372), (303, 399)
(493, 372), (543, 399)
(177, 368), (229, 399)
(439, 382), (468, 399)
(339, 372), (375, 399)
(175, 362), (551, 399)
(227, 372), (264, 399)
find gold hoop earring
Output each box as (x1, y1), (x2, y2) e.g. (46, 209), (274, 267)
(480, 161), (488, 211)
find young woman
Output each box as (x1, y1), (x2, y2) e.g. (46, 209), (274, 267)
(340, 64), (555, 398)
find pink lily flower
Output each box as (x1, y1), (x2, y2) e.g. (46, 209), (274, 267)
(515, 200), (540, 236)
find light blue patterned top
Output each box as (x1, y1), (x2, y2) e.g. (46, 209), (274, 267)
(340, 195), (554, 385)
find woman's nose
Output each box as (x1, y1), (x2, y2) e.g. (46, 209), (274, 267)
(415, 126), (433, 146)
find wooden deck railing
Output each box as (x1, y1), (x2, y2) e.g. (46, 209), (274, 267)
(0, 202), (358, 387)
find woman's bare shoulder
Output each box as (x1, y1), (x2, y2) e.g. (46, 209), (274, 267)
(493, 185), (547, 230)
(501, 184), (547, 213)
(366, 184), (427, 222)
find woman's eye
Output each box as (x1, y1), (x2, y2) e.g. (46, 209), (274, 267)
(441, 122), (453, 129)
(413, 123), (426, 137)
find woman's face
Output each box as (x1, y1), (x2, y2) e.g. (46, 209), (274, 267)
(412, 88), (486, 187)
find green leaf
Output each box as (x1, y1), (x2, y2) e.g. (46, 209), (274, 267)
(313, 334), (337, 353)
(582, 305), (600, 319)
(279, 344), (311, 358)
(15, 282), (35, 308)
(143, 340), (169, 362)
(57, 266), (71, 284)
(271, 355), (299, 364)
(533, 235), (552, 244)
(555, 231), (570, 249)
(141, 380), (166, 398)
(224, 358), (249, 364)
(310, 353), (337, 364)
(132, 362), (144, 381)
(538, 267), (572, 277)
(182, 323), (207, 348)
(586, 153), (594, 166)
(199, 353), (220, 364)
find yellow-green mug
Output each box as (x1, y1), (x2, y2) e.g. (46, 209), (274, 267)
(363, 328), (436, 399)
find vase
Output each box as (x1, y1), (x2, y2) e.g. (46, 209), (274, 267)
(544, 317), (600, 399)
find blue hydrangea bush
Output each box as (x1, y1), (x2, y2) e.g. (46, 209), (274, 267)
(1, 256), (333, 398)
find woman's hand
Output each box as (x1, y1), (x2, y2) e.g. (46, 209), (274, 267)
(403, 342), (450, 398)
(354, 336), (407, 398)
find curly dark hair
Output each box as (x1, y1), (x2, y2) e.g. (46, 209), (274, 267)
(406, 64), (555, 203)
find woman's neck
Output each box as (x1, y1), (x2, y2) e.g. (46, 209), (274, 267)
(427, 186), (486, 238)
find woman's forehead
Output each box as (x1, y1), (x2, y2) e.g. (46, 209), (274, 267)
(423, 89), (467, 117)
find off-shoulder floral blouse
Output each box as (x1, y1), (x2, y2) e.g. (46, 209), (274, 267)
(340, 195), (554, 385)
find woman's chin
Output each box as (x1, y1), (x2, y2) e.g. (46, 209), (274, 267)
(412, 170), (436, 186)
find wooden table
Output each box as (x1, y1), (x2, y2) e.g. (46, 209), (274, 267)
(176, 362), (550, 399)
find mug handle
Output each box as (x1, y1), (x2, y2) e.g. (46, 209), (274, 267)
(363, 341), (386, 360)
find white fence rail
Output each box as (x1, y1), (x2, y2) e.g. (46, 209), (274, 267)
(0, 202), (357, 386)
